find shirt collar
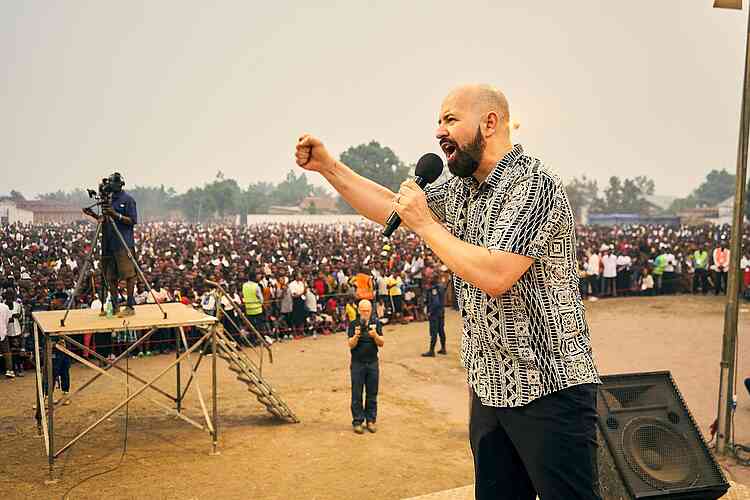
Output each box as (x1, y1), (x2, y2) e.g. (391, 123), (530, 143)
(461, 144), (524, 191)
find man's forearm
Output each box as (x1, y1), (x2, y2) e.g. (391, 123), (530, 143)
(118, 215), (134, 226)
(321, 160), (395, 226)
(418, 222), (515, 298)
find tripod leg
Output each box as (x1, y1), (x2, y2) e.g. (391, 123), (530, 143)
(60, 221), (103, 327)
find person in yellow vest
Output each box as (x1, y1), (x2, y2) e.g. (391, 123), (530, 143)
(692, 246), (709, 294)
(345, 297), (358, 326)
(242, 270), (265, 339)
(386, 271), (404, 324)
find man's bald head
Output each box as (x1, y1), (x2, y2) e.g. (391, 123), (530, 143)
(358, 299), (372, 313)
(358, 299), (373, 321)
(444, 84), (510, 125)
(436, 84), (515, 181)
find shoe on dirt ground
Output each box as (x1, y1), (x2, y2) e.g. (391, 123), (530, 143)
(353, 424), (365, 434)
(366, 422), (377, 433)
(421, 351), (435, 357)
(5, 370), (16, 379)
(437, 349), (447, 355)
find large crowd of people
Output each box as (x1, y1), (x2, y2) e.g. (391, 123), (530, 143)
(0, 220), (450, 380)
(1, 220), (749, 380)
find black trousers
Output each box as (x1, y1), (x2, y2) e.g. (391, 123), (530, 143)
(589, 275), (600, 296)
(470, 383), (601, 500)
(43, 356), (71, 394)
(429, 313), (446, 350)
(350, 359), (379, 425)
(693, 269), (709, 294)
(715, 271), (728, 295)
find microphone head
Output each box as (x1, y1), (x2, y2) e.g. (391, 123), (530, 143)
(415, 153), (444, 184)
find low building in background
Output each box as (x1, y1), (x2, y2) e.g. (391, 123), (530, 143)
(266, 196), (339, 216)
(268, 205), (303, 215)
(587, 213), (681, 226)
(1, 200), (86, 224)
(678, 206), (720, 225)
(299, 196), (338, 214)
(715, 196), (735, 225)
(0, 199), (34, 224)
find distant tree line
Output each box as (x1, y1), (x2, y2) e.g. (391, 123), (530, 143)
(14, 143), (747, 223)
(565, 169), (750, 221)
(9, 141), (413, 222)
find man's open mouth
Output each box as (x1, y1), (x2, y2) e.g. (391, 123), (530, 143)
(440, 140), (457, 162)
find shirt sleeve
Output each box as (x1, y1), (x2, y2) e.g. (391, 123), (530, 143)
(424, 181), (449, 223)
(127, 195), (138, 225)
(256, 286), (263, 304)
(486, 170), (564, 259)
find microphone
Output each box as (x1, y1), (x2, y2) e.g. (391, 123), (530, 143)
(382, 153), (444, 237)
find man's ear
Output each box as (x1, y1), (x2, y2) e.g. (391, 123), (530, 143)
(484, 111), (500, 137)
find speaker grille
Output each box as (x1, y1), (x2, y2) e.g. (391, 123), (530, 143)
(622, 417), (699, 489)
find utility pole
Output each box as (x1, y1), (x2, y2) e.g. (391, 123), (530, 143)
(714, 0), (750, 455)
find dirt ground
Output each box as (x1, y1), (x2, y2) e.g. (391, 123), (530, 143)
(3, 295), (750, 499)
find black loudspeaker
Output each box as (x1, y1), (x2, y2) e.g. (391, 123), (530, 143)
(596, 371), (730, 500)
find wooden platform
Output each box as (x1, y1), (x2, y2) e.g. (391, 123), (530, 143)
(32, 303), (217, 335)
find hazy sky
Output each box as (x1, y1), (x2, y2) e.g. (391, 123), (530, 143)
(2, 1), (748, 199)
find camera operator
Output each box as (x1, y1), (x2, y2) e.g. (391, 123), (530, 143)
(347, 299), (384, 434)
(84, 172), (138, 317)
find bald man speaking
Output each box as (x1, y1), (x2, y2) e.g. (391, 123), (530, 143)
(296, 85), (601, 500)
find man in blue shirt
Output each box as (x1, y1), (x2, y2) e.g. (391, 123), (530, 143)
(422, 276), (447, 357)
(84, 173), (138, 317)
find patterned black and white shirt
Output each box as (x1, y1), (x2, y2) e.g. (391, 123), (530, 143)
(425, 144), (600, 408)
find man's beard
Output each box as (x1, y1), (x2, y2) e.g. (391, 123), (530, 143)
(447, 126), (485, 178)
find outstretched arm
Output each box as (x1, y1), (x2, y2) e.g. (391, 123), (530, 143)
(295, 134), (395, 226)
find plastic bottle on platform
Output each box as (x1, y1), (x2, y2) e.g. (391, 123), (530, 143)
(105, 298), (113, 318)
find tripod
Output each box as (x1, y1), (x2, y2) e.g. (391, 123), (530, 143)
(59, 204), (167, 327)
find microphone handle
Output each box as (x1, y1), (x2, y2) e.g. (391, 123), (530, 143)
(382, 176), (428, 237)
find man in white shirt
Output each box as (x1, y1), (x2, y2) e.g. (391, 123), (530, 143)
(0, 298), (13, 378)
(5, 289), (24, 376)
(201, 290), (217, 317)
(147, 281), (172, 304)
(336, 269), (348, 290)
(601, 248), (618, 297)
(616, 254), (632, 295)
(587, 249), (601, 297)
(289, 274), (307, 337)
(663, 252), (676, 295)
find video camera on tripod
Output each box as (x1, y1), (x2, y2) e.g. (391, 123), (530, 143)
(60, 172), (168, 326)
(82, 172), (125, 219)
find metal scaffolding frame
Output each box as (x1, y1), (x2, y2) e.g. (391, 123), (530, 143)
(31, 303), (220, 478)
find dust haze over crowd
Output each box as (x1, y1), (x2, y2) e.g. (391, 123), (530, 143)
(1, 1), (747, 198)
